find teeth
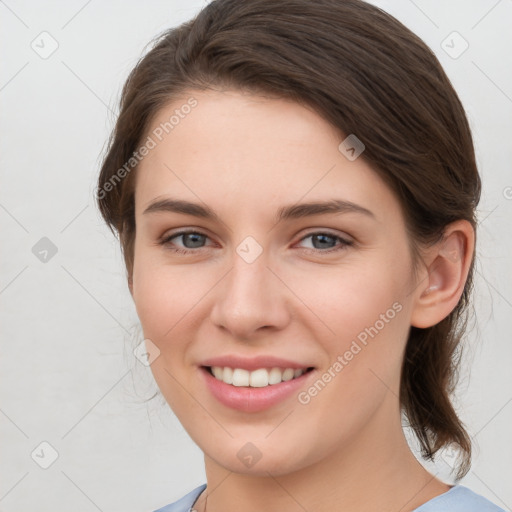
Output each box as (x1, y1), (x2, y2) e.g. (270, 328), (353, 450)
(209, 366), (308, 387)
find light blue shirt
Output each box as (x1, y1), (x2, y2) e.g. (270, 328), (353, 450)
(153, 483), (507, 512)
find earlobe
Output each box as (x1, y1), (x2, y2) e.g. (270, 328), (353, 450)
(410, 220), (474, 329)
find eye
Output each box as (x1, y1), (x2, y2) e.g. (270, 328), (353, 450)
(295, 231), (353, 253)
(158, 229), (353, 255)
(159, 230), (212, 254)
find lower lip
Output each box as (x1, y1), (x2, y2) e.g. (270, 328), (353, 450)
(200, 366), (315, 413)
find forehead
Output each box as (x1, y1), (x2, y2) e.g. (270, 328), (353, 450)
(134, 88), (399, 223)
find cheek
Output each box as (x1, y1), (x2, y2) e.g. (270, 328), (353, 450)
(290, 265), (409, 442)
(284, 260), (406, 339)
(131, 257), (206, 408)
(285, 258), (411, 392)
(132, 269), (174, 338)
(131, 255), (205, 338)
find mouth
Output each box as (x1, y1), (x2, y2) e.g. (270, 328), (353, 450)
(200, 364), (317, 413)
(202, 365), (316, 388)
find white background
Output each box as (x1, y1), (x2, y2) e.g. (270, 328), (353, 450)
(1, 1), (511, 511)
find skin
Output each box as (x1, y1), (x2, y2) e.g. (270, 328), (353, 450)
(129, 88), (474, 512)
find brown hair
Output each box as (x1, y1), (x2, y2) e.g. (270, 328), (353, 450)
(97, 0), (480, 479)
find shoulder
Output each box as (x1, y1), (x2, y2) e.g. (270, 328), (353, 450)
(414, 485), (507, 512)
(152, 483), (207, 512)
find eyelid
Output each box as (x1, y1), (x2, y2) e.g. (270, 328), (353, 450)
(297, 228), (353, 242)
(159, 229), (213, 247)
(294, 229), (354, 251)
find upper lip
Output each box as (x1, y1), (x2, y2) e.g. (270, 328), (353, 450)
(200, 355), (315, 372)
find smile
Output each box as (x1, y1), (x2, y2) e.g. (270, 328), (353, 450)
(200, 365), (317, 413)
(206, 366), (314, 387)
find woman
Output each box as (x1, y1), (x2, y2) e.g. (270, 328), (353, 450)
(96, 0), (506, 511)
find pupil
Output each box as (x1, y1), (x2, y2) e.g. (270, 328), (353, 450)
(313, 234), (335, 249)
(182, 233), (335, 249)
(184, 233), (204, 248)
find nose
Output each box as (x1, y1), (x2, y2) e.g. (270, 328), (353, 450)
(210, 250), (291, 340)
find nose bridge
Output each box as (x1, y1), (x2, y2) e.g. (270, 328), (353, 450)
(210, 239), (288, 336)
(224, 246), (273, 312)
(226, 231), (271, 296)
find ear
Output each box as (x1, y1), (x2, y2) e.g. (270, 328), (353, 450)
(410, 220), (475, 329)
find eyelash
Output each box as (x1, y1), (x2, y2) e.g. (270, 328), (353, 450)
(158, 230), (354, 255)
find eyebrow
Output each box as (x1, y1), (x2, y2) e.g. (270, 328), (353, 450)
(142, 197), (375, 223)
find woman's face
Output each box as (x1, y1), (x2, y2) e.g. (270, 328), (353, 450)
(131, 88), (422, 475)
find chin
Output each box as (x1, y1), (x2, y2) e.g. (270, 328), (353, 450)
(203, 439), (322, 477)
